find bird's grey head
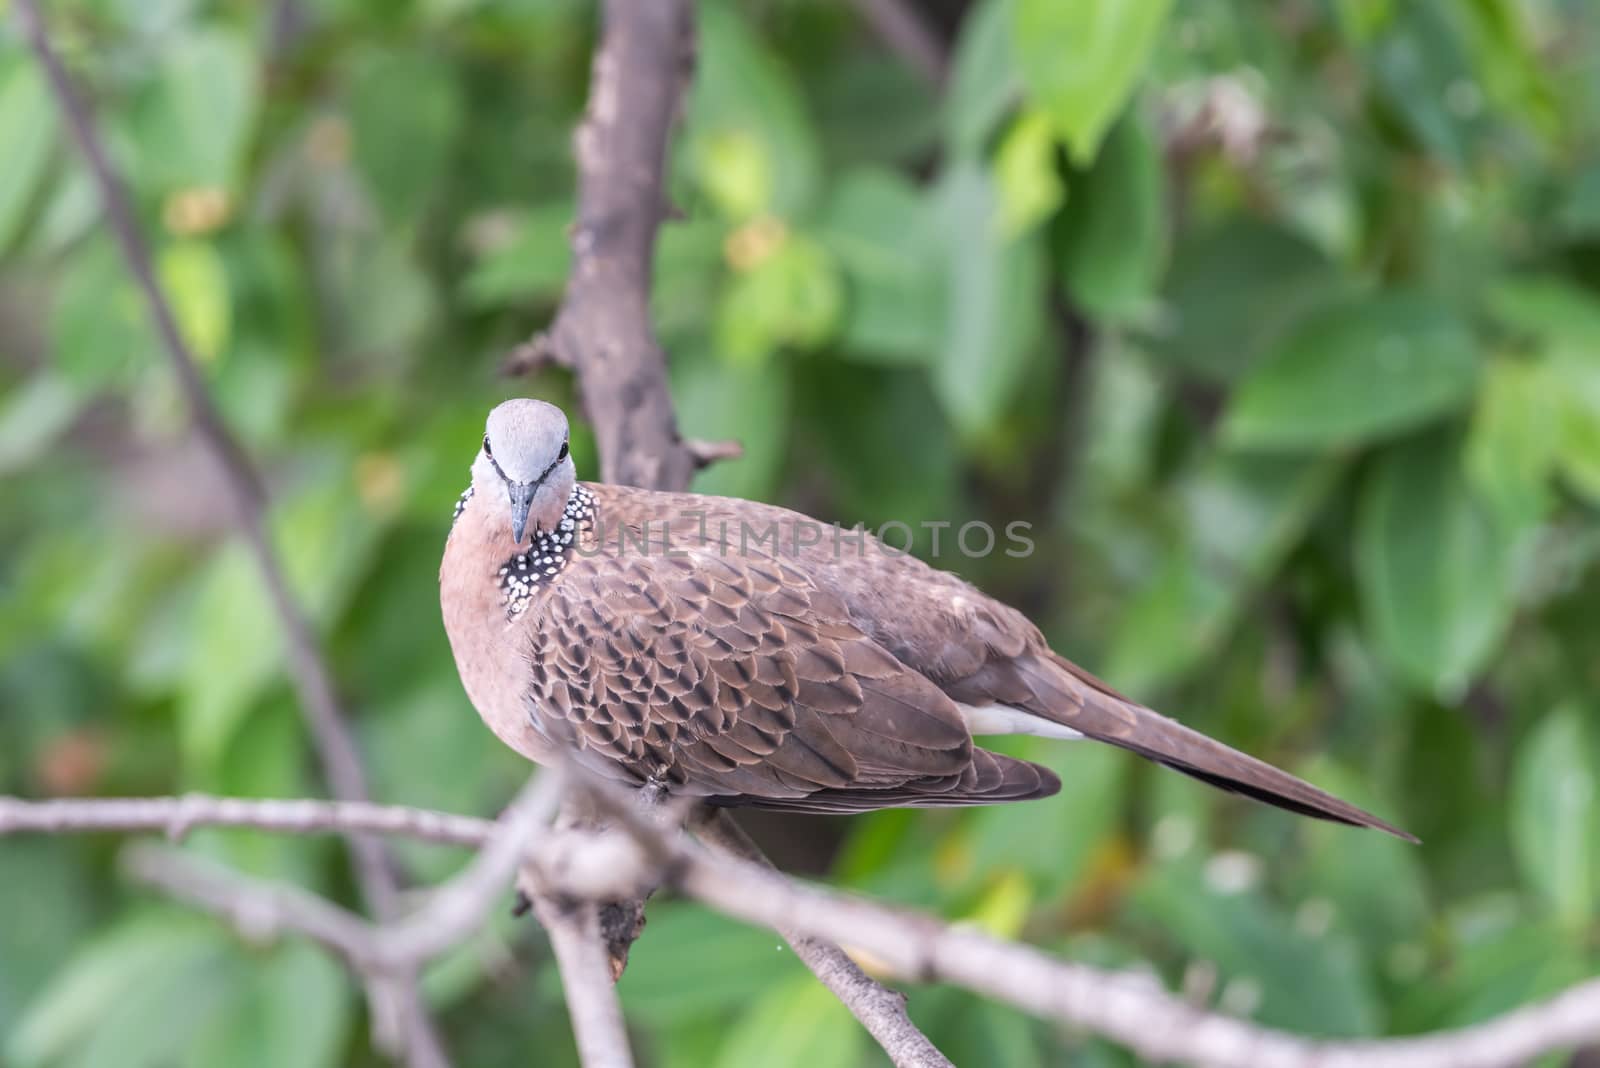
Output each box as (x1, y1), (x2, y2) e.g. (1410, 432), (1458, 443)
(471, 399), (576, 544)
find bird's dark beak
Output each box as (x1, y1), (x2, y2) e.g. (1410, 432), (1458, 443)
(508, 481), (535, 544)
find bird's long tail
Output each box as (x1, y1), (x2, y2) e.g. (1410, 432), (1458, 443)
(1022, 653), (1417, 842)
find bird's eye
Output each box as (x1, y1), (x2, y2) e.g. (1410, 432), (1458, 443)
(557, 441), (569, 461)
(482, 434), (492, 457)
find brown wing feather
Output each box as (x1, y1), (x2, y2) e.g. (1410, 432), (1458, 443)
(528, 532), (996, 804)
(548, 485), (1407, 834)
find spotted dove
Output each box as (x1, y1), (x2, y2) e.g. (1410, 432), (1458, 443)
(441, 400), (1412, 838)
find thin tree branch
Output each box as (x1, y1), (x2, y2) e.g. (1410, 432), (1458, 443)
(849, 0), (948, 88)
(117, 782), (641, 1068)
(0, 793), (493, 845)
(12, 10), (447, 1061)
(117, 775), (639, 1068)
(692, 810), (953, 1068)
(10, 790), (1600, 1067)
(105, 802), (654, 969)
(122, 839), (420, 1048)
(124, 841), (380, 967)
(684, 437), (744, 470)
(531, 892), (636, 1068)
(631, 804), (1600, 1068)
(0, 792), (653, 905)
(369, 773), (563, 967)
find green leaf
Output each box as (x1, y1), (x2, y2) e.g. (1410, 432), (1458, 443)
(188, 698), (322, 880)
(8, 913), (228, 1067)
(0, 62), (56, 252)
(1055, 110), (1165, 321)
(711, 975), (864, 1068)
(1482, 278), (1600, 504)
(181, 943), (351, 1068)
(946, 0), (1019, 158)
(0, 374), (80, 477)
(994, 109), (1065, 238)
(935, 1000), (1045, 1068)
(343, 237), (437, 356)
(461, 203), (574, 308)
(368, 681), (524, 885)
(180, 459), (383, 777)
(617, 903), (803, 1028)
(135, 27), (259, 191)
(1407, 898), (1590, 1030)
(688, 2), (820, 219)
(1292, 760), (1428, 958)
(967, 742), (1126, 897)
(806, 370), (960, 523)
(1367, 3), (1482, 168)
(714, 232), (842, 365)
(812, 53), (939, 168)
(1150, 220), (1340, 383)
(1548, 346), (1600, 505)
(1356, 434), (1527, 696)
(1464, 359), (1559, 527)
(691, 129), (775, 221)
(1224, 293), (1479, 451)
(1557, 162), (1600, 238)
(51, 242), (157, 391)
(654, 218), (728, 343)
(1106, 452), (1344, 691)
(1132, 860), (1380, 1037)
(820, 170), (942, 364)
(675, 353), (790, 503)
(1509, 709), (1599, 929)
(348, 49), (462, 221)
(0, 841), (95, 1036)
(179, 540), (278, 775)
(1012, 0), (1174, 164)
(158, 240), (232, 364)
(1488, 277), (1600, 346)
(932, 161), (1046, 436)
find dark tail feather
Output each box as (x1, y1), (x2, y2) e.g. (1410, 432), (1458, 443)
(1029, 654), (1417, 842)
(1119, 710), (1418, 841)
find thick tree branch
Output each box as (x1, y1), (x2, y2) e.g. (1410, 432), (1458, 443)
(502, 3), (938, 1061)
(12, 6), (445, 1062)
(503, 1), (715, 1044)
(512, 0), (702, 491)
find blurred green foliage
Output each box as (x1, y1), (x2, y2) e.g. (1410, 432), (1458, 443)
(2, 0), (1600, 1064)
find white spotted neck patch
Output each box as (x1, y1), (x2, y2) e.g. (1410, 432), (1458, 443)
(451, 485), (474, 525)
(497, 485), (597, 619)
